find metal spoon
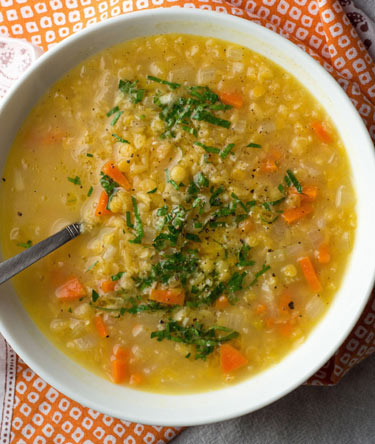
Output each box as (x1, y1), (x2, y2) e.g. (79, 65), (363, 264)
(0, 223), (81, 285)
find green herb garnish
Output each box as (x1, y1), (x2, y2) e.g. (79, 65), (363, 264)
(67, 176), (81, 186)
(194, 141), (220, 154)
(147, 187), (157, 194)
(129, 196), (144, 244)
(87, 186), (93, 197)
(16, 240), (32, 249)
(220, 143), (235, 159)
(112, 133), (129, 143)
(247, 143), (262, 148)
(106, 106), (119, 117)
(112, 272), (125, 281)
(165, 168), (180, 190)
(151, 320), (239, 360)
(86, 153), (94, 157)
(249, 264), (271, 287)
(92, 289), (99, 303)
(119, 79), (145, 104)
(147, 75), (180, 90)
(186, 233), (201, 243)
(285, 169), (302, 193)
(236, 244), (255, 267)
(110, 110), (123, 126)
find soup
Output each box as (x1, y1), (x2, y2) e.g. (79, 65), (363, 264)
(0, 34), (356, 393)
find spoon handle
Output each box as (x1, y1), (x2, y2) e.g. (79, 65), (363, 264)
(0, 223), (81, 285)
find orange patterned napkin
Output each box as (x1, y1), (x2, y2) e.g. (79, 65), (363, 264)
(1, 1), (375, 443)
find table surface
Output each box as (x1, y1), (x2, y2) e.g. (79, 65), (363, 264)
(173, 355), (375, 444)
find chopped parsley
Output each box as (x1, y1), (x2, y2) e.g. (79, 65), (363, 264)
(67, 176), (81, 186)
(236, 244), (255, 267)
(86, 153), (94, 157)
(285, 169), (302, 193)
(194, 141), (220, 154)
(186, 233), (201, 243)
(128, 196), (144, 244)
(151, 320), (239, 360)
(165, 168), (180, 190)
(87, 186), (93, 197)
(112, 133), (129, 143)
(147, 187), (158, 194)
(249, 264), (271, 287)
(220, 143), (235, 159)
(16, 240), (32, 249)
(110, 110), (123, 126)
(247, 142), (262, 148)
(106, 106), (119, 117)
(227, 271), (247, 294)
(100, 172), (118, 197)
(119, 79), (145, 104)
(91, 289), (99, 303)
(112, 271), (125, 281)
(147, 75), (180, 90)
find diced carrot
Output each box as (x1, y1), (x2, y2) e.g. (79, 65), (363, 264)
(94, 314), (108, 338)
(101, 280), (116, 293)
(298, 256), (322, 293)
(279, 292), (294, 315)
(102, 161), (131, 191)
(55, 277), (86, 300)
(129, 373), (143, 386)
(238, 218), (254, 234)
(255, 303), (267, 314)
(290, 185), (318, 202)
(220, 344), (248, 373)
(112, 359), (127, 384)
(218, 91), (244, 109)
(282, 203), (313, 224)
(311, 121), (332, 144)
(112, 344), (129, 360)
(150, 288), (185, 306)
(260, 158), (278, 173)
(95, 191), (112, 217)
(278, 320), (295, 337)
(260, 149), (282, 173)
(316, 243), (331, 264)
(215, 295), (230, 310)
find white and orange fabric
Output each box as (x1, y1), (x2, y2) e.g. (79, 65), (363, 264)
(0, 0), (375, 443)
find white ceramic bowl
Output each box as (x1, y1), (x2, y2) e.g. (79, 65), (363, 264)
(1, 9), (375, 426)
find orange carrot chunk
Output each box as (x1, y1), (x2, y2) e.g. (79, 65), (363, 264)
(255, 303), (267, 315)
(101, 280), (116, 293)
(112, 359), (127, 384)
(290, 185), (318, 202)
(282, 203), (313, 224)
(215, 295), (230, 310)
(150, 288), (185, 306)
(260, 158), (278, 173)
(94, 315), (108, 338)
(298, 256), (322, 293)
(56, 277), (86, 300)
(112, 344), (129, 360)
(218, 91), (244, 109)
(102, 161), (131, 191)
(316, 243), (331, 264)
(279, 292), (294, 315)
(278, 320), (295, 337)
(220, 344), (248, 373)
(95, 191), (112, 217)
(311, 121), (332, 144)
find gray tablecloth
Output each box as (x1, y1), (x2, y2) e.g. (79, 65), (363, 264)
(174, 0), (375, 442)
(173, 355), (375, 444)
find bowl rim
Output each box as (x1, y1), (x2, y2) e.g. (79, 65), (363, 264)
(1, 7), (375, 426)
